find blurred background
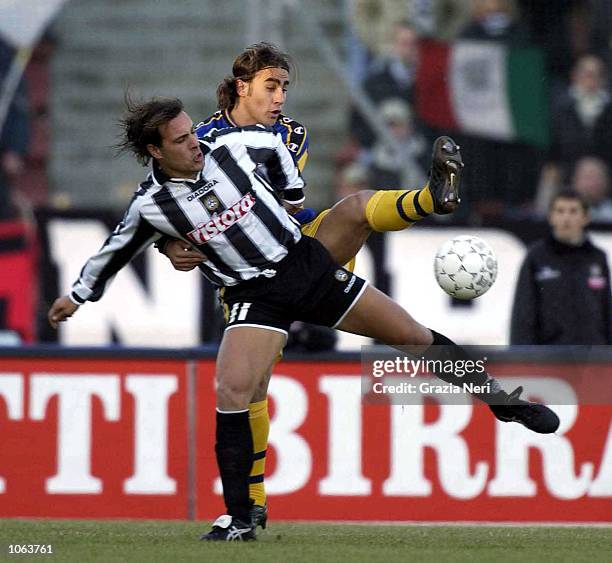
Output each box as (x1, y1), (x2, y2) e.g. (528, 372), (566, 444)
(1, 0), (611, 347)
(0, 0), (611, 528)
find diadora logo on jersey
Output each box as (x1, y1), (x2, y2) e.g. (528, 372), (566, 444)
(187, 193), (256, 244)
(186, 179), (219, 202)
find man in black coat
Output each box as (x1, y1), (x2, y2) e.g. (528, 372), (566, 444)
(511, 190), (612, 344)
(548, 55), (612, 182)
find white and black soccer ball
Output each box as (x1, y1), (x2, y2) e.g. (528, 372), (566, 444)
(434, 235), (498, 300)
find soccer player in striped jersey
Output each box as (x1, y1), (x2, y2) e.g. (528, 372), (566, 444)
(48, 98), (559, 541)
(158, 43), (464, 528)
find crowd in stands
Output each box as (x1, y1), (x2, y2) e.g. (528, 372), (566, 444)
(341, 0), (612, 223)
(1, 1), (610, 224)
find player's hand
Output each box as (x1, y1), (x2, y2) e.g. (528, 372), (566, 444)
(165, 239), (206, 271)
(48, 296), (79, 328)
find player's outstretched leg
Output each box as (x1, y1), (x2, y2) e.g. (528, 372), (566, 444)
(337, 285), (560, 434)
(363, 135), (464, 232)
(311, 136), (464, 267)
(427, 331), (560, 434)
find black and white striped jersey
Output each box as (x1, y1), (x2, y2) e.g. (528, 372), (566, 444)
(70, 125), (305, 304)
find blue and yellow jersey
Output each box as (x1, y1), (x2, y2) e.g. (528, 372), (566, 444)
(195, 109), (309, 172)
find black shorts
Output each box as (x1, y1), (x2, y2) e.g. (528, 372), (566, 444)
(221, 236), (368, 335)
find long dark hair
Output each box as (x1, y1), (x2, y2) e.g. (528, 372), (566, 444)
(116, 94), (184, 166)
(217, 42), (292, 111)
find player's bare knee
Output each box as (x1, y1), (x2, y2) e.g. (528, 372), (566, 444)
(356, 189), (376, 210)
(336, 190), (375, 229)
(217, 378), (255, 410)
(352, 190), (376, 227)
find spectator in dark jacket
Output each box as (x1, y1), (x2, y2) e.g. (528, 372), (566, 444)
(350, 21), (420, 148)
(511, 190), (612, 344)
(547, 54), (612, 183)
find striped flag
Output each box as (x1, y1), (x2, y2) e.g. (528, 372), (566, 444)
(416, 39), (550, 147)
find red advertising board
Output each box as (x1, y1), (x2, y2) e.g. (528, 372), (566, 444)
(0, 354), (610, 522)
(196, 359), (612, 523)
(0, 358), (189, 519)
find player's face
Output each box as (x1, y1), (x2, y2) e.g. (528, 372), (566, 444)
(548, 198), (589, 243)
(235, 67), (289, 126)
(148, 111), (203, 179)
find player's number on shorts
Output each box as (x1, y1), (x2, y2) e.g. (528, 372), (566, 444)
(228, 302), (252, 323)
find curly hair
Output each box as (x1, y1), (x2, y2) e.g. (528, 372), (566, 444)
(116, 95), (184, 166)
(216, 42), (293, 111)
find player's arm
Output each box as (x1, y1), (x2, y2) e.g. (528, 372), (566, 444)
(287, 122), (309, 173)
(281, 120), (313, 219)
(264, 129), (306, 207)
(48, 198), (162, 328)
(509, 254), (538, 344)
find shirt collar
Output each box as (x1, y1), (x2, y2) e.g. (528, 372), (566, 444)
(224, 109), (237, 126)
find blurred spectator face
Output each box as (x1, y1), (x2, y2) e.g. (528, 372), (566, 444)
(380, 99), (413, 140)
(572, 56), (605, 95)
(572, 157), (610, 205)
(471, 0), (514, 34)
(394, 25), (419, 66)
(472, 0), (513, 19)
(548, 197), (589, 243)
(336, 163), (369, 199)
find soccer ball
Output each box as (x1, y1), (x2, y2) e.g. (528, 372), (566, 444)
(433, 235), (498, 300)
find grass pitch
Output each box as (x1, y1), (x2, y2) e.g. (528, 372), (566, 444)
(0, 519), (610, 563)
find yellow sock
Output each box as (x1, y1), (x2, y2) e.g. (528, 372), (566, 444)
(248, 399), (269, 506)
(365, 187), (433, 232)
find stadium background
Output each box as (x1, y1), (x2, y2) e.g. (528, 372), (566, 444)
(0, 0), (611, 539)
